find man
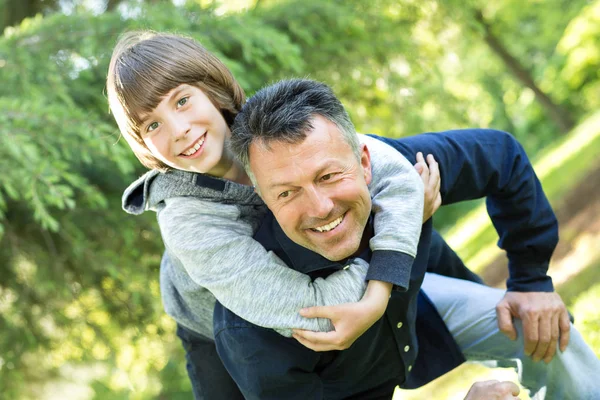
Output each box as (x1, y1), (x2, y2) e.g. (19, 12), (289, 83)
(213, 78), (600, 399)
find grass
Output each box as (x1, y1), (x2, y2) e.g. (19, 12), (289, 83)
(443, 111), (600, 274)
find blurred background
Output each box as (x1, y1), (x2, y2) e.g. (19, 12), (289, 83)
(1, 0), (599, 398)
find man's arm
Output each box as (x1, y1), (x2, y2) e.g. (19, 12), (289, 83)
(373, 129), (569, 362)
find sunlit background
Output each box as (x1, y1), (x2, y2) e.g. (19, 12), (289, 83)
(1, 0), (599, 398)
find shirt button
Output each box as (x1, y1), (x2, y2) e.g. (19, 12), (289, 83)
(408, 365), (413, 372)
(396, 322), (403, 329)
(404, 345), (410, 352)
(343, 265), (350, 270)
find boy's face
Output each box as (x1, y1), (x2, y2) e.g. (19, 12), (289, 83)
(249, 115), (373, 261)
(139, 84), (232, 176)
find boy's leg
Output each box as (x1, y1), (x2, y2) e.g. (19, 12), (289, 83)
(176, 324), (244, 400)
(422, 273), (600, 400)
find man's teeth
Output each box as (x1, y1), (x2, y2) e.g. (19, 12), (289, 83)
(313, 215), (343, 233)
(182, 136), (205, 156)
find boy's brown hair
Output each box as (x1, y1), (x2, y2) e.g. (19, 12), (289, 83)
(106, 31), (245, 171)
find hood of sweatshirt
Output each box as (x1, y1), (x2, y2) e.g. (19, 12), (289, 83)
(122, 169), (263, 215)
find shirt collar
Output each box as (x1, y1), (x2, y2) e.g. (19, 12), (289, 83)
(269, 213), (372, 273)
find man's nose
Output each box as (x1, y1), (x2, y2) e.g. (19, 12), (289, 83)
(304, 186), (334, 219)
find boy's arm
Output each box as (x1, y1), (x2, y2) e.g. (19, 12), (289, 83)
(360, 134), (424, 291)
(159, 198), (371, 337)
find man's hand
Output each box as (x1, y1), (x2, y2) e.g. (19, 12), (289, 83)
(292, 280), (392, 352)
(496, 291), (570, 363)
(464, 380), (520, 400)
(414, 152), (441, 223)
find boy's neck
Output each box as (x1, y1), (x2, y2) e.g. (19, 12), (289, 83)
(221, 159), (252, 186)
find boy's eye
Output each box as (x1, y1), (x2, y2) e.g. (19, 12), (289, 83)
(177, 96), (189, 108)
(147, 122), (159, 132)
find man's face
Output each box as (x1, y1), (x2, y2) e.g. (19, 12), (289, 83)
(249, 115), (373, 261)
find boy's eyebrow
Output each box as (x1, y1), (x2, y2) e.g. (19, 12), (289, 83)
(138, 85), (190, 122)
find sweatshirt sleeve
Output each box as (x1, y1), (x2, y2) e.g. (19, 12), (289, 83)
(158, 197), (370, 337)
(359, 134), (424, 291)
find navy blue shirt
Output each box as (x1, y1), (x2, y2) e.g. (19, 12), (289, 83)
(214, 129), (559, 399)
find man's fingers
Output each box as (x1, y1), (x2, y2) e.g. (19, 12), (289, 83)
(520, 311), (539, 356)
(543, 313), (560, 363)
(532, 314), (552, 362)
(299, 305), (335, 320)
(414, 163), (424, 174)
(496, 304), (517, 341)
(559, 310), (571, 352)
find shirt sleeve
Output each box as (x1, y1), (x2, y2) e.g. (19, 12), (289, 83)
(158, 197), (371, 336)
(373, 129), (558, 292)
(359, 134), (423, 291)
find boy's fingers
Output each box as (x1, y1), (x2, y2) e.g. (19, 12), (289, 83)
(299, 305), (336, 320)
(416, 152), (424, 164)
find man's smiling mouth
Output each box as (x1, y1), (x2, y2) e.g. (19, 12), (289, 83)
(311, 214), (344, 233)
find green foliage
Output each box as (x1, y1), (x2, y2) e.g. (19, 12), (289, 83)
(572, 283), (600, 358)
(1, 0), (599, 398)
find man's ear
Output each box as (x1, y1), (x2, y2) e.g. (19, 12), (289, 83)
(360, 143), (372, 185)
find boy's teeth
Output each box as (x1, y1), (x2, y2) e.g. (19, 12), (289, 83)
(183, 136), (205, 156)
(314, 215), (343, 232)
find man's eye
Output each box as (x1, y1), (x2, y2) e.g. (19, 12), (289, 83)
(321, 173), (335, 181)
(147, 122), (159, 132)
(278, 191), (291, 199)
(177, 96), (189, 108)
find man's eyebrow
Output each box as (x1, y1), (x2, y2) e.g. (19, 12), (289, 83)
(266, 162), (339, 191)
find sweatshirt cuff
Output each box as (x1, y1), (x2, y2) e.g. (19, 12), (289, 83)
(507, 261), (554, 292)
(365, 250), (414, 292)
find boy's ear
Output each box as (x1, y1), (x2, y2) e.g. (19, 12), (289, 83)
(360, 143), (372, 185)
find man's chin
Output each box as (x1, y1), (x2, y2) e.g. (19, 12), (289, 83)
(315, 246), (357, 262)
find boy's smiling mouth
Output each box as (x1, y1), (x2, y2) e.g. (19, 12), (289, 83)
(180, 133), (206, 158)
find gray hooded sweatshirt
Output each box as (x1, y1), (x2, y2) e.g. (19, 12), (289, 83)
(123, 134), (423, 338)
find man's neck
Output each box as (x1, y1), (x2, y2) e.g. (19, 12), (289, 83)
(349, 219), (373, 260)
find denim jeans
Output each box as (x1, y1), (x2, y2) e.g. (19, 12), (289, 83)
(176, 324), (244, 400)
(422, 272), (600, 400)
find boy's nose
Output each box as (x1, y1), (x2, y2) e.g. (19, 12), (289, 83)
(170, 118), (191, 141)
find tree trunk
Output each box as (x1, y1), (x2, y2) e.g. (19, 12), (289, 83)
(3, 0), (39, 31)
(105, 0), (125, 12)
(474, 10), (574, 134)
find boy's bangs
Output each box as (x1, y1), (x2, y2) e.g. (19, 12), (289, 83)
(114, 59), (183, 138)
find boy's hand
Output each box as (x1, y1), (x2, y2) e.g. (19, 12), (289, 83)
(414, 152), (441, 223)
(464, 380), (520, 400)
(292, 280), (392, 352)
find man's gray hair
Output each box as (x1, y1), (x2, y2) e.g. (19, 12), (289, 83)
(230, 79), (361, 178)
